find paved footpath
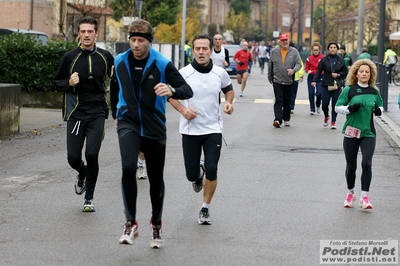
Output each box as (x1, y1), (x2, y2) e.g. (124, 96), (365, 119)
(1, 65), (400, 265)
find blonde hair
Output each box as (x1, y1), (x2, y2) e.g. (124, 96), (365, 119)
(311, 42), (322, 50)
(346, 59), (377, 88)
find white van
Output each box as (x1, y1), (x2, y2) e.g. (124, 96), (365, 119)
(0, 28), (49, 45)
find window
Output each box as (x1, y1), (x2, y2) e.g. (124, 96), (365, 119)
(282, 14), (291, 27)
(305, 15), (311, 28)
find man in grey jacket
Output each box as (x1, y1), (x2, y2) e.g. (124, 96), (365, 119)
(268, 34), (302, 127)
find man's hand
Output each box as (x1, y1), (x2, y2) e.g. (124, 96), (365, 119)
(224, 102), (234, 115)
(332, 73), (339, 78)
(181, 107), (197, 120)
(113, 119), (117, 129)
(154, 83), (173, 97)
(311, 82), (316, 87)
(223, 61), (229, 67)
(287, 69), (295, 76)
(69, 72), (79, 86)
(238, 61), (245, 66)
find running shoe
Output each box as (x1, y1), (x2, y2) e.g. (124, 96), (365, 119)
(310, 111), (315, 115)
(317, 107), (321, 114)
(136, 165), (148, 179)
(82, 196), (95, 212)
(239, 91), (243, 97)
(273, 120), (281, 128)
(119, 221), (139, 245)
(198, 207), (212, 225)
(74, 175), (86, 195)
(323, 116), (329, 127)
(359, 196), (373, 209)
(284, 121), (290, 127)
(150, 222), (164, 248)
(344, 193), (356, 208)
(192, 161), (205, 193)
(331, 122), (336, 129)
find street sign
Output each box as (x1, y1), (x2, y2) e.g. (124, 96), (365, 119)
(273, 31), (280, 38)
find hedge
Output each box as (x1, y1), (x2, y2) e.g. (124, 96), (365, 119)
(0, 33), (77, 92)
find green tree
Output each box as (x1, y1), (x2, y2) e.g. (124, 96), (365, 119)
(110, 0), (180, 26)
(225, 8), (251, 43)
(230, 0), (251, 15)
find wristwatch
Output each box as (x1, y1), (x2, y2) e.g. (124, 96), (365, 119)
(168, 84), (176, 94)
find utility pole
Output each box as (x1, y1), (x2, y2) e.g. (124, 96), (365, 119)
(378, 0), (385, 63)
(180, 0), (187, 69)
(357, 0), (365, 54)
(310, 0), (314, 46)
(321, 0), (326, 54)
(297, 0), (303, 50)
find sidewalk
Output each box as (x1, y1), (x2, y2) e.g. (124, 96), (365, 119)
(375, 83), (400, 147)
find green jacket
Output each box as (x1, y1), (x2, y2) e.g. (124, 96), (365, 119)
(340, 53), (353, 67)
(357, 53), (372, 61)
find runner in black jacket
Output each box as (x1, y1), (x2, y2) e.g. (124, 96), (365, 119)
(312, 42), (347, 129)
(53, 16), (114, 212)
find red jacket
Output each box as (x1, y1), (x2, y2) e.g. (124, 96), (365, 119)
(233, 49), (253, 71)
(305, 53), (324, 75)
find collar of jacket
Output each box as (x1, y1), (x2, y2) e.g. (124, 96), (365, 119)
(191, 59), (213, 73)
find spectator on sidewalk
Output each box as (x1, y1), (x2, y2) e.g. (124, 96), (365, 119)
(357, 47), (372, 61)
(312, 42), (347, 129)
(335, 59), (383, 210)
(305, 42), (324, 115)
(52, 16), (115, 212)
(268, 34), (302, 128)
(339, 45), (353, 70)
(384, 46), (398, 84)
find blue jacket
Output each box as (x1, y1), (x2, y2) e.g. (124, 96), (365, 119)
(113, 47), (192, 140)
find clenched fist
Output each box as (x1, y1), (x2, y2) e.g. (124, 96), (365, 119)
(69, 72), (79, 86)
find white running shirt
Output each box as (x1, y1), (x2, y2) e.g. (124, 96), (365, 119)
(257, 45), (268, 58)
(211, 47), (227, 68)
(178, 64), (232, 135)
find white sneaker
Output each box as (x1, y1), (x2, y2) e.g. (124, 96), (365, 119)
(136, 165), (147, 179)
(119, 221), (139, 245)
(310, 112), (315, 115)
(150, 223), (164, 248)
(239, 91), (243, 97)
(284, 121), (290, 127)
(317, 107), (321, 114)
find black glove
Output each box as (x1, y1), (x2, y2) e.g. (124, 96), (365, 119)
(374, 104), (382, 116)
(348, 103), (361, 113)
(238, 61), (245, 66)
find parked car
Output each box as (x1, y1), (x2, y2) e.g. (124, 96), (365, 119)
(223, 44), (241, 76)
(0, 28), (49, 45)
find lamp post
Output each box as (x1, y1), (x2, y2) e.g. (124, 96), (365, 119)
(180, 0), (187, 69)
(135, 0), (144, 19)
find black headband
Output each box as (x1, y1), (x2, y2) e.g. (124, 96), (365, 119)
(128, 32), (153, 42)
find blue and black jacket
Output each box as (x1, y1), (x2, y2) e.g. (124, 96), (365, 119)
(52, 45), (114, 121)
(111, 47), (192, 140)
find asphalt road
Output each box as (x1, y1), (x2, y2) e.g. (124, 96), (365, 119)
(1, 65), (400, 266)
